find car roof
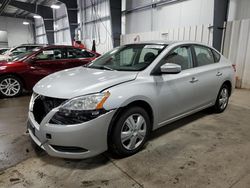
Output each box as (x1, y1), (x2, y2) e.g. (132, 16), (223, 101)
(126, 40), (211, 46)
(33, 45), (100, 55)
(43, 45), (76, 48)
(20, 44), (45, 46)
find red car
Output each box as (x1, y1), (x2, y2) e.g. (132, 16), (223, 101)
(0, 45), (100, 97)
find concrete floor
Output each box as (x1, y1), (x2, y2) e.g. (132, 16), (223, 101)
(0, 89), (250, 188)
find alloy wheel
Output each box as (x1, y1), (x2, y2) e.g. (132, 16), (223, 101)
(120, 114), (147, 150)
(219, 88), (229, 110)
(0, 78), (21, 97)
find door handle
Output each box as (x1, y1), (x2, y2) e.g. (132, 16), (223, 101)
(190, 77), (199, 83)
(216, 72), (223, 76)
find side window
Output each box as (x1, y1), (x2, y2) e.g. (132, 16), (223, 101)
(162, 46), (193, 70)
(139, 49), (158, 64)
(67, 48), (95, 59)
(194, 45), (215, 66)
(36, 49), (66, 60)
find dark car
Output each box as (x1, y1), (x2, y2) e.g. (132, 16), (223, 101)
(0, 45), (100, 97)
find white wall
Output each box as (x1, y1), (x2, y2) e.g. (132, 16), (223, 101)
(124, 0), (214, 34)
(78, 0), (113, 54)
(228, 0), (250, 21)
(54, 3), (71, 45)
(35, 18), (47, 44)
(0, 30), (8, 47)
(0, 16), (34, 47)
(121, 24), (213, 47)
(223, 18), (250, 89)
(34, 4), (71, 45)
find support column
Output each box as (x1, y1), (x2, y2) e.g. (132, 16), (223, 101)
(213, 0), (230, 51)
(110, 0), (121, 47)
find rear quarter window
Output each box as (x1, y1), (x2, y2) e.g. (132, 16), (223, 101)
(212, 49), (221, 62)
(194, 45), (215, 67)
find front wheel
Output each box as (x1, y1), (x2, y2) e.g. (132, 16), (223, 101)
(109, 106), (151, 157)
(214, 84), (230, 113)
(0, 75), (23, 98)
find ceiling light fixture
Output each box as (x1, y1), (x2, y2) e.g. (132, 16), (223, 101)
(51, 4), (60, 9)
(33, 15), (42, 19)
(23, 21), (30, 25)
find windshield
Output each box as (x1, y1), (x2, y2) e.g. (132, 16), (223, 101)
(87, 44), (167, 71)
(8, 47), (40, 62)
(0, 49), (9, 55)
(2, 49), (10, 55)
(8, 51), (33, 62)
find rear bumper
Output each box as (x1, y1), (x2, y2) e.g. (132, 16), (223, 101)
(27, 110), (116, 159)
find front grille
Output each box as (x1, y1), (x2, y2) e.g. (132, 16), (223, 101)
(50, 145), (88, 153)
(33, 95), (66, 124)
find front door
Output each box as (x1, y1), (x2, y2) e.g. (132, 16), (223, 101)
(25, 48), (67, 87)
(154, 45), (198, 126)
(64, 48), (97, 68)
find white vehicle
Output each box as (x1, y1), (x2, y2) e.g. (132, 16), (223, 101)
(28, 41), (235, 159)
(0, 48), (9, 55)
(0, 44), (42, 61)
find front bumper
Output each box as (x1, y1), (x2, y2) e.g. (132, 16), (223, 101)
(27, 109), (116, 159)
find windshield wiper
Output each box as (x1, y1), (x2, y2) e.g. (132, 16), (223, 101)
(102, 66), (114, 71)
(86, 65), (114, 71)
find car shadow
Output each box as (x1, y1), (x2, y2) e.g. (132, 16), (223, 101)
(37, 108), (213, 169)
(150, 109), (212, 140)
(0, 91), (31, 100)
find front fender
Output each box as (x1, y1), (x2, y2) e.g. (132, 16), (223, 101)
(102, 78), (159, 129)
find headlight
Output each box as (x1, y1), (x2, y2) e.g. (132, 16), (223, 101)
(50, 92), (110, 125)
(60, 91), (110, 111)
(29, 92), (38, 111)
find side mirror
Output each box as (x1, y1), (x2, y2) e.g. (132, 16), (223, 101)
(160, 63), (181, 74)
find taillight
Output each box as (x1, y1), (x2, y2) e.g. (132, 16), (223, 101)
(232, 64), (236, 72)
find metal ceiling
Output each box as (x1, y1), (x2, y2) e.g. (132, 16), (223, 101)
(0, 0), (60, 19)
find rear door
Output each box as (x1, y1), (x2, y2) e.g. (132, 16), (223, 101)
(190, 45), (222, 107)
(64, 47), (97, 68)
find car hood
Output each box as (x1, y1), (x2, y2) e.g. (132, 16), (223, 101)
(34, 67), (138, 99)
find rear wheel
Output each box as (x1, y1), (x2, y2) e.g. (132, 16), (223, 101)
(0, 75), (23, 97)
(214, 84), (230, 113)
(109, 106), (151, 157)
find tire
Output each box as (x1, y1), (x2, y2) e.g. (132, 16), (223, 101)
(213, 84), (230, 113)
(109, 106), (151, 157)
(0, 75), (23, 98)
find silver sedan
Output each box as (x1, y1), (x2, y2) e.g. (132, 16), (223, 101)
(27, 41), (235, 159)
